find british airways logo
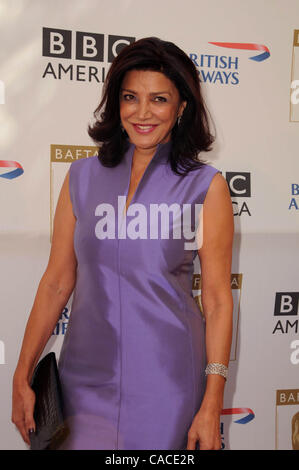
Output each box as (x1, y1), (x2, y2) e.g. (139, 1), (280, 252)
(209, 42), (270, 62)
(0, 160), (24, 179)
(222, 407), (255, 424)
(190, 41), (270, 86)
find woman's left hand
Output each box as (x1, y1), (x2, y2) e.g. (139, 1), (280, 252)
(186, 405), (222, 450)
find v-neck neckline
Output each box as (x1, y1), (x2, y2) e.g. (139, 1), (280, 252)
(123, 140), (172, 216)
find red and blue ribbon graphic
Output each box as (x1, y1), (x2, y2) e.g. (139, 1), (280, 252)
(0, 160), (24, 179)
(209, 42), (270, 62)
(221, 408), (255, 424)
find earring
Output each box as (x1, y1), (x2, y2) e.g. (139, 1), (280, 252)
(177, 115), (182, 126)
(120, 122), (125, 133)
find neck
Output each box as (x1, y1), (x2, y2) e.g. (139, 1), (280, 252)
(132, 146), (158, 168)
(126, 138), (172, 167)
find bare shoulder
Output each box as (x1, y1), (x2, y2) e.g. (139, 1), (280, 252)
(198, 171), (234, 254)
(203, 171), (232, 215)
(54, 169), (73, 216)
(207, 171), (229, 197)
(52, 168), (76, 242)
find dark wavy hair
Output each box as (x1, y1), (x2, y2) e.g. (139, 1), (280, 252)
(87, 37), (215, 176)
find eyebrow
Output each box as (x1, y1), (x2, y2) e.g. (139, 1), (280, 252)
(120, 88), (171, 96)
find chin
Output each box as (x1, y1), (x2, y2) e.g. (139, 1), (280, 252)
(130, 137), (160, 148)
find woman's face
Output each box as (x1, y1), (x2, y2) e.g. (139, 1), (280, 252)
(119, 69), (186, 153)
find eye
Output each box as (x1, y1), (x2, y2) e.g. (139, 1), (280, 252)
(122, 93), (136, 101)
(154, 96), (167, 102)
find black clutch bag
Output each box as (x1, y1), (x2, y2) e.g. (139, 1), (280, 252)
(29, 352), (69, 450)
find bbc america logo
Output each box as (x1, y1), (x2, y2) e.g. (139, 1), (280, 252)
(42, 27), (135, 62)
(225, 172), (251, 197)
(274, 292), (299, 317)
(272, 292), (299, 365)
(220, 171), (251, 217)
(42, 27), (135, 82)
(273, 292), (299, 334)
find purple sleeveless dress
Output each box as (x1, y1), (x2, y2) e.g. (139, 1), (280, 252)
(58, 140), (220, 450)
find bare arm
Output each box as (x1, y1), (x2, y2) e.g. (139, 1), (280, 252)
(187, 172), (234, 450)
(12, 168), (77, 443)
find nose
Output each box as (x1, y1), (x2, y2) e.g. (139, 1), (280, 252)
(135, 98), (152, 120)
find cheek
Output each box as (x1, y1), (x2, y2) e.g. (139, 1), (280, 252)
(119, 102), (132, 120)
(156, 106), (178, 124)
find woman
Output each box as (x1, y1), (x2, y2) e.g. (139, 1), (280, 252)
(12, 37), (233, 450)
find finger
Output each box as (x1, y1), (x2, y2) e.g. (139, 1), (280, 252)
(198, 438), (214, 450)
(186, 435), (197, 450)
(199, 443), (211, 450)
(215, 439), (222, 450)
(213, 433), (222, 450)
(22, 428), (31, 446)
(24, 392), (36, 435)
(24, 409), (36, 436)
(12, 408), (30, 445)
(14, 419), (30, 445)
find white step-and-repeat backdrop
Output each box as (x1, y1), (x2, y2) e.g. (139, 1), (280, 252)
(0, 0), (298, 450)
